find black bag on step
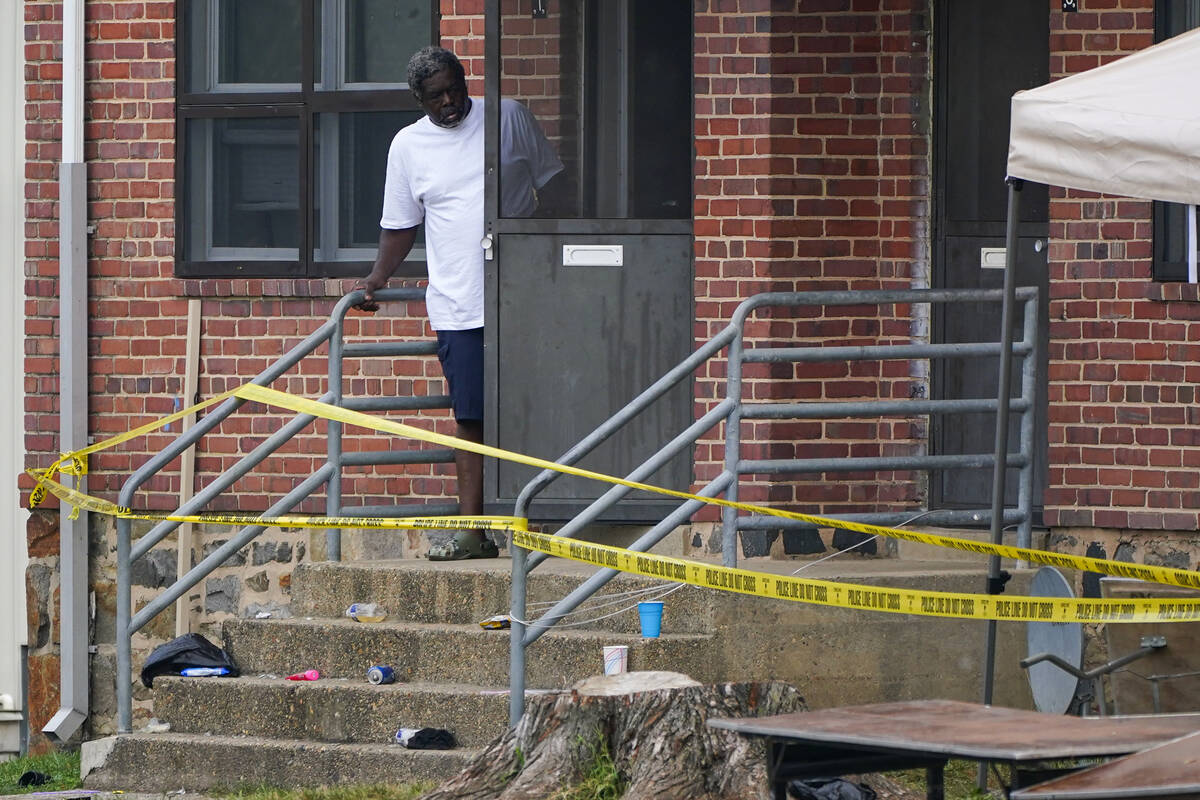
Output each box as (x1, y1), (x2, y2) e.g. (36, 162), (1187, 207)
(140, 633), (240, 688)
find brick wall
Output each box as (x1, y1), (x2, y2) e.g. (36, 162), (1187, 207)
(1043, 0), (1200, 540)
(691, 1), (931, 538)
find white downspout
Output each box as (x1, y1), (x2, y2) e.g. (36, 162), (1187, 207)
(1, 0), (31, 759)
(43, 0), (89, 742)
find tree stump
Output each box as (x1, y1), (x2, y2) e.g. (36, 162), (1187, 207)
(420, 672), (805, 800)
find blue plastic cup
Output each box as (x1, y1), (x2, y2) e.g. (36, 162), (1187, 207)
(638, 601), (664, 638)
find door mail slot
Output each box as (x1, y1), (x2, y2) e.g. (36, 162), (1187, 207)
(980, 247), (1008, 269)
(563, 244), (623, 267)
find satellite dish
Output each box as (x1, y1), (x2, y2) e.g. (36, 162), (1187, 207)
(1025, 566), (1084, 714)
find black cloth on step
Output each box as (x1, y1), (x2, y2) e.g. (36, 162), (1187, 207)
(140, 633), (240, 688)
(395, 727), (457, 750)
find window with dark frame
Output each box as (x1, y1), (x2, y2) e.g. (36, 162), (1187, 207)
(176, 0), (436, 279)
(1153, 1), (1200, 282)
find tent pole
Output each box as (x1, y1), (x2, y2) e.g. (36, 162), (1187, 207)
(978, 177), (1023, 789)
(1187, 205), (1196, 284)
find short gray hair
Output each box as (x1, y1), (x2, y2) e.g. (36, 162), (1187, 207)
(407, 46), (465, 99)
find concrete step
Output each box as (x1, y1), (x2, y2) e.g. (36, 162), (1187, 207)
(222, 617), (717, 688)
(80, 732), (476, 793)
(289, 558), (714, 635)
(116, 558), (1037, 794)
(153, 675), (529, 748)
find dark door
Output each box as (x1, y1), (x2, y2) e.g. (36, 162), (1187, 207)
(483, 1), (694, 520)
(932, 0), (1049, 512)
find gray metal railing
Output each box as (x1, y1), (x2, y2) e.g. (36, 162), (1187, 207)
(507, 287), (1039, 724)
(114, 288), (450, 732)
(111, 285), (1039, 733)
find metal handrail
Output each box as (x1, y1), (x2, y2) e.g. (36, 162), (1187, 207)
(108, 284), (1040, 734)
(507, 287), (1040, 724)
(114, 288), (449, 731)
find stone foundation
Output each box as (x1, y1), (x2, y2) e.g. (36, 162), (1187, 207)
(26, 510), (318, 740)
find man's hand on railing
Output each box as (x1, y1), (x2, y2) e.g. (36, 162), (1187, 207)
(351, 274), (388, 313)
(355, 226), (421, 312)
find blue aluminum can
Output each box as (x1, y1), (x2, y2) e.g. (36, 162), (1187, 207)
(367, 665), (396, 685)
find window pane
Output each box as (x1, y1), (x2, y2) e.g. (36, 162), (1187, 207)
(1163, 0), (1200, 35)
(313, 110), (424, 261)
(499, 0), (582, 219)
(184, 0), (301, 92)
(219, 0), (301, 84)
(1155, 201), (1198, 282)
(1154, 1), (1200, 280)
(184, 117), (300, 260)
(344, 0), (428, 86)
(498, 0), (691, 219)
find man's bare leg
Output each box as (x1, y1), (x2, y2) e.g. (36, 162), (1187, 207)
(455, 419), (484, 518)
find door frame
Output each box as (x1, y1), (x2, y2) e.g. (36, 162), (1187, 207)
(481, 3), (695, 518)
(930, 0), (1050, 516)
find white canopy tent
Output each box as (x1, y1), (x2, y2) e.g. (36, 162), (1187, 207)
(978, 27), (1200, 713)
(1008, 24), (1200, 278)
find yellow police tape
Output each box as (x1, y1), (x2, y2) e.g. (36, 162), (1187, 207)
(512, 530), (1200, 624)
(26, 382), (1200, 624)
(30, 469), (527, 532)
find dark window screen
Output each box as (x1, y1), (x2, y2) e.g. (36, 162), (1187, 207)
(1152, 2), (1200, 281)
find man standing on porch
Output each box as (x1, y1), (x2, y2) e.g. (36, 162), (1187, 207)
(354, 46), (563, 560)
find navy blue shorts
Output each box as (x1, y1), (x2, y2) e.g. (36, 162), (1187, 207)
(435, 327), (484, 423)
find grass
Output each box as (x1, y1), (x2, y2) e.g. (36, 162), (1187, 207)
(0, 750), (83, 794)
(549, 733), (624, 800)
(215, 783), (435, 800)
(892, 760), (1000, 799)
(0, 751), (435, 800)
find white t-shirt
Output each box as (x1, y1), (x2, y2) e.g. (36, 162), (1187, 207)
(380, 97), (563, 330)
